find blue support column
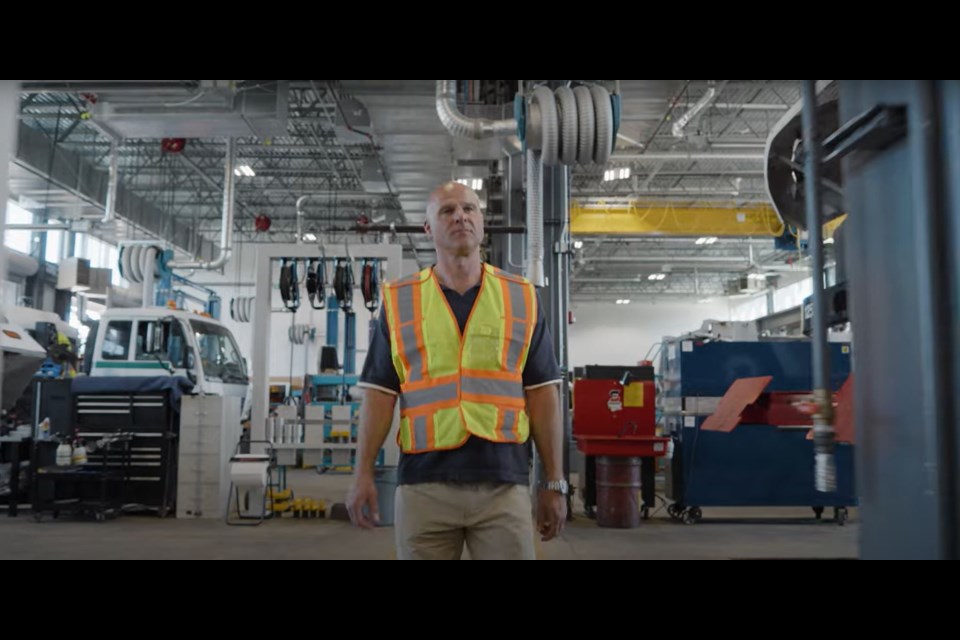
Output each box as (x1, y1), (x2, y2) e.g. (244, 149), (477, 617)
(344, 311), (356, 375)
(326, 295), (339, 353)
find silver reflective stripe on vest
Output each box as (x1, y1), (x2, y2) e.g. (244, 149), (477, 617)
(462, 376), (524, 399)
(413, 415), (428, 449)
(400, 324), (423, 383)
(396, 285), (416, 323)
(396, 285), (423, 382)
(505, 280), (528, 371)
(501, 410), (517, 441)
(400, 381), (459, 410)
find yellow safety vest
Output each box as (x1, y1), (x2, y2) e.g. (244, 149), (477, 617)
(382, 264), (536, 453)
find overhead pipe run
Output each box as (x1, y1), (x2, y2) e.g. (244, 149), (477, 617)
(435, 80), (516, 139)
(672, 83), (724, 138)
(5, 224), (71, 231)
(295, 193), (398, 243)
(356, 224), (525, 235)
(78, 115), (123, 226)
(296, 196), (308, 244)
(613, 152), (764, 162)
(168, 138), (236, 270)
(435, 80), (620, 286)
(103, 137), (120, 224)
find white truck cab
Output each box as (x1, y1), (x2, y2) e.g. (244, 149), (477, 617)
(87, 307), (248, 398)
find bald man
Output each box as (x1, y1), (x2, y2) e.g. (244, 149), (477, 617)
(347, 182), (566, 560)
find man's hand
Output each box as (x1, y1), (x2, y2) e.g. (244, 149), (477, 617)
(346, 474), (380, 529)
(347, 387), (396, 529)
(536, 489), (567, 541)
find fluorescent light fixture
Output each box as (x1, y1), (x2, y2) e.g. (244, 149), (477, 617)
(573, 240), (583, 249)
(302, 233), (318, 242)
(604, 168), (631, 182)
(234, 164), (255, 177)
(456, 178), (483, 190)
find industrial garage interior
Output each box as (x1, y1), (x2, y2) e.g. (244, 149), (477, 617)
(0, 80), (956, 560)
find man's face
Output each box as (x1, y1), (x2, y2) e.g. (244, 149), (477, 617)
(424, 183), (484, 256)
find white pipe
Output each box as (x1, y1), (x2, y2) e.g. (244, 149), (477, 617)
(713, 103), (790, 111)
(296, 195), (308, 244)
(103, 138), (120, 224)
(589, 255), (754, 263)
(141, 247), (157, 308)
(672, 87), (718, 138)
(168, 138), (235, 270)
(5, 224), (70, 231)
(435, 80), (516, 139)
(5, 251), (39, 277)
(710, 142), (767, 149)
(525, 149), (545, 286)
(613, 152), (764, 161)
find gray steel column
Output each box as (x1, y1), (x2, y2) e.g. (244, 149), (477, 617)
(541, 162), (573, 512)
(0, 81), (20, 411)
(801, 80), (836, 492)
(841, 80), (960, 559)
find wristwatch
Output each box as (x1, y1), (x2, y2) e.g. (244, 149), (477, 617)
(541, 479), (569, 495)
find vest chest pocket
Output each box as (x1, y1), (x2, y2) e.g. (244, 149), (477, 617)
(465, 322), (504, 367)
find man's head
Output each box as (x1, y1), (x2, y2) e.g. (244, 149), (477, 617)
(424, 181), (484, 257)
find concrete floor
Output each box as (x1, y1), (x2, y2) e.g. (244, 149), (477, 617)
(0, 469), (858, 560)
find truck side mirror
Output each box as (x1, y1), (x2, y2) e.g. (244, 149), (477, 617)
(185, 347), (198, 385)
(144, 322), (165, 355)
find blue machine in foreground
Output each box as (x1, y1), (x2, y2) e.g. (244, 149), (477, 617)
(661, 339), (856, 524)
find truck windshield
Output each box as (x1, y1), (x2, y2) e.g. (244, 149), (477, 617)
(190, 320), (248, 384)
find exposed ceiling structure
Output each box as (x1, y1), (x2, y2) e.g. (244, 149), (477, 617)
(9, 80), (811, 301)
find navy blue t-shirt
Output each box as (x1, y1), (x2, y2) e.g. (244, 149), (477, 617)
(358, 270), (561, 486)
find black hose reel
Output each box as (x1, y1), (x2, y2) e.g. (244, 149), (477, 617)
(333, 258), (354, 312)
(361, 259), (380, 312)
(306, 259), (326, 310)
(279, 258), (300, 312)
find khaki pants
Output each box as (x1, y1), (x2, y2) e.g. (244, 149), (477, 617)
(394, 483), (536, 560)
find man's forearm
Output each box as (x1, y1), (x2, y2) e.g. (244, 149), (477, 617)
(356, 388), (397, 476)
(526, 383), (564, 480)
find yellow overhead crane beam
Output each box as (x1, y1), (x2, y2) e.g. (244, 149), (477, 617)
(570, 202), (786, 237)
